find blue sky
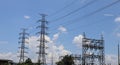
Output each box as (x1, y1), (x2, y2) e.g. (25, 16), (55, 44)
(0, 0), (120, 64)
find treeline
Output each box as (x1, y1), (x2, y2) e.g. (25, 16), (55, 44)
(17, 55), (74, 65)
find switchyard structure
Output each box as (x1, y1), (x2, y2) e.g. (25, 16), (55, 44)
(82, 33), (105, 65)
(71, 54), (82, 65)
(36, 14), (48, 65)
(18, 28), (29, 63)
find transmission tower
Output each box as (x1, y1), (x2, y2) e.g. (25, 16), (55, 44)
(36, 14), (48, 65)
(82, 33), (105, 65)
(18, 28), (29, 63)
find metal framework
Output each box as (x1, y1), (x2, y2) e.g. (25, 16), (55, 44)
(82, 33), (105, 65)
(18, 28), (29, 63)
(71, 54), (82, 65)
(36, 14), (48, 65)
(118, 44), (119, 65)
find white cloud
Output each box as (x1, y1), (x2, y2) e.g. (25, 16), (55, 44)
(25, 35), (71, 63)
(52, 33), (60, 41)
(46, 44), (71, 64)
(115, 17), (120, 22)
(105, 54), (117, 65)
(104, 14), (114, 17)
(25, 26), (69, 63)
(26, 36), (38, 53)
(24, 15), (30, 19)
(0, 26), (70, 64)
(58, 26), (67, 33)
(0, 52), (18, 62)
(113, 17), (120, 37)
(0, 41), (8, 44)
(113, 25), (120, 37)
(116, 32), (120, 37)
(0, 50), (117, 65)
(53, 26), (67, 41)
(80, 0), (87, 3)
(73, 34), (83, 48)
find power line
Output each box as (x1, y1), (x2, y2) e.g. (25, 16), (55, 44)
(50, 0), (98, 22)
(68, 0), (120, 24)
(67, 17), (113, 33)
(49, 0), (78, 17)
(26, 0), (97, 33)
(49, 0), (120, 31)
(79, 0), (120, 19)
(49, 17), (109, 34)
(26, 0), (120, 36)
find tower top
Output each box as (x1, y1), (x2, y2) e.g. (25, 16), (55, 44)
(101, 33), (104, 40)
(83, 32), (86, 38)
(40, 14), (47, 17)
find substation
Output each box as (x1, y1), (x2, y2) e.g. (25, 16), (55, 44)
(1, 0), (120, 65)
(72, 33), (105, 65)
(17, 15), (106, 65)
(82, 33), (105, 65)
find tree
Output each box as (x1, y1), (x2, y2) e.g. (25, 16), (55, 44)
(56, 55), (74, 65)
(36, 59), (41, 65)
(17, 63), (24, 65)
(56, 61), (64, 65)
(24, 58), (33, 65)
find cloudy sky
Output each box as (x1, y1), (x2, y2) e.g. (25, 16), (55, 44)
(0, 0), (120, 65)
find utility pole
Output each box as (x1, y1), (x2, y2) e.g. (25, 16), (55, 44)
(118, 43), (119, 65)
(36, 14), (48, 65)
(18, 28), (29, 63)
(51, 54), (54, 65)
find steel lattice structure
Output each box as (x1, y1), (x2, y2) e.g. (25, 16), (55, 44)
(71, 54), (82, 65)
(82, 33), (105, 65)
(18, 28), (29, 63)
(36, 14), (48, 65)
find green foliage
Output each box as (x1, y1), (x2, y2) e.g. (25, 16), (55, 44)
(17, 58), (33, 65)
(24, 58), (33, 65)
(56, 55), (74, 65)
(17, 63), (24, 65)
(36, 62), (41, 65)
(4, 63), (8, 65)
(36, 59), (41, 65)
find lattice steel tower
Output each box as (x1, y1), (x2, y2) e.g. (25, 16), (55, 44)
(71, 54), (82, 65)
(18, 28), (29, 63)
(36, 14), (48, 65)
(82, 33), (105, 65)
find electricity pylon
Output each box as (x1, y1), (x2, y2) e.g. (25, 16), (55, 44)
(36, 14), (48, 65)
(18, 28), (29, 63)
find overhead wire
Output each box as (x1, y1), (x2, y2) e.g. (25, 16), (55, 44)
(78, 0), (120, 19)
(67, 17), (113, 33)
(49, 0), (120, 32)
(49, 0), (78, 17)
(48, 16), (114, 34)
(50, 0), (98, 22)
(49, 17), (105, 34)
(50, 15), (116, 35)
(27, 0), (97, 33)
(27, 0), (120, 35)
(65, 0), (120, 25)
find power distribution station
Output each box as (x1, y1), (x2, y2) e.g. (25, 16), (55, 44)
(17, 15), (106, 65)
